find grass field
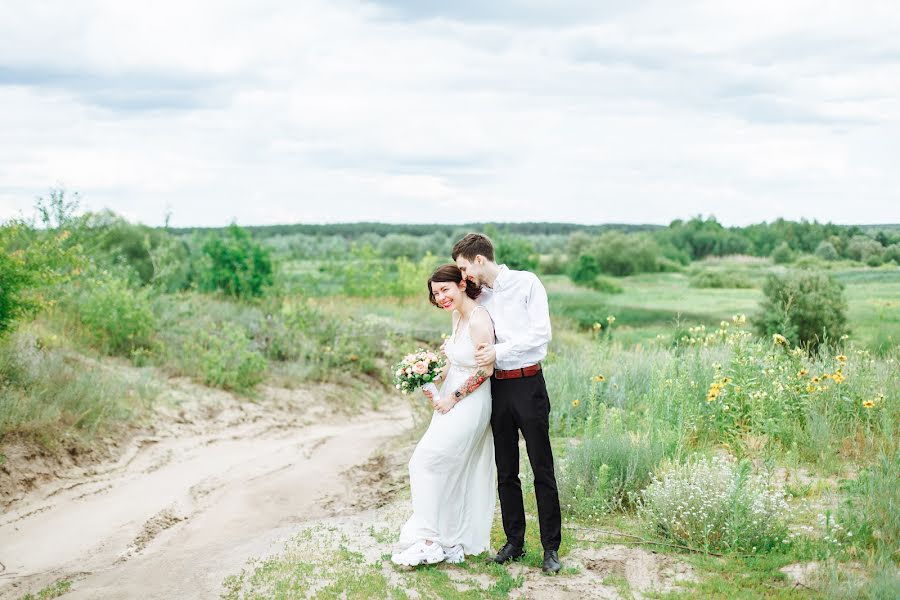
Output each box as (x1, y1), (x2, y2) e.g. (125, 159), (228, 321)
(546, 262), (900, 352)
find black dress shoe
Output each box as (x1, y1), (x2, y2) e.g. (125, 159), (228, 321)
(542, 549), (561, 574)
(490, 542), (525, 564)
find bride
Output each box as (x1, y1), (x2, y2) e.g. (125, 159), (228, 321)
(391, 264), (496, 566)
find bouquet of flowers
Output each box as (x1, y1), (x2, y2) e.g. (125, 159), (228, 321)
(393, 348), (445, 399)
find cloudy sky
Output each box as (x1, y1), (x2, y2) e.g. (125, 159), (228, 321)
(1, 0), (899, 227)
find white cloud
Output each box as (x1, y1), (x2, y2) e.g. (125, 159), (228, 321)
(0, 0), (898, 227)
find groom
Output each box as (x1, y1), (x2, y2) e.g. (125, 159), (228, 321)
(452, 233), (562, 574)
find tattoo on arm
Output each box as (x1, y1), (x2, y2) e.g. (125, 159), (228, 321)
(452, 368), (489, 403)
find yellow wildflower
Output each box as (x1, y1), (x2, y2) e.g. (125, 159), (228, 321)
(721, 376), (733, 384)
(832, 372), (845, 384)
(862, 400), (875, 409)
(806, 384), (816, 393)
(811, 376), (820, 383)
(571, 399), (581, 408)
(734, 386), (742, 393)
(592, 322), (602, 331)
(797, 369), (808, 377)
(592, 375), (605, 383)
(607, 315), (616, 323)
(773, 333), (788, 345)
(836, 354), (847, 363)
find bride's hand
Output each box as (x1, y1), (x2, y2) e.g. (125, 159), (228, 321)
(423, 388), (436, 407)
(434, 395), (456, 414)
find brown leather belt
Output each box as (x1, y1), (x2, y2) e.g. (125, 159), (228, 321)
(493, 364), (542, 380)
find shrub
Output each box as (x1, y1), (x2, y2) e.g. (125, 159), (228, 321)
(198, 224), (274, 298)
(183, 320), (267, 391)
(0, 221), (83, 335)
(0, 242), (36, 335)
(815, 240), (839, 261)
(754, 270), (849, 350)
(638, 455), (791, 553)
(494, 234), (538, 271)
(561, 432), (669, 516)
(884, 243), (900, 265)
(569, 254), (600, 285)
(771, 241), (795, 264)
(588, 275), (624, 294)
(689, 269), (754, 289)
(592, 232), (660, 276)
(71, 271), (156, 357)
(846, 235), (884, 264)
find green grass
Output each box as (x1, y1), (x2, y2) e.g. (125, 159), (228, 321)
(19, 579), (72, 600)
(546, 263), (900, 351)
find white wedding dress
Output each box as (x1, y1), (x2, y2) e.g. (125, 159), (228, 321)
(397, 309), (496, 557)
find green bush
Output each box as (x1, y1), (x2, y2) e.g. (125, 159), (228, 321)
(0, 242), (36, 335)
(482, 226), (539, 271)
(71, 271), (156, 357)
(638, 455), (791, 553)
(754, 270), (849, 350)
(846, 235), (884, 264)
(183, 320), (267, 391)
(592, 231), (660, 276)
(0, 220), (84, 335)
(569, 254), (600, 285)
(198, 224), (274, 298)
(561, 432), (669, 516)
(884, 244), (900, 265)
(587, 275), (624, 294)
(689, 269), (754, 289)
(771, 241), (795, 264)
(815, 240), (839, 261)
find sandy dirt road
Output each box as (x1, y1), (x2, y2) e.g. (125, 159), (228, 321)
(0, 380), (414, 600)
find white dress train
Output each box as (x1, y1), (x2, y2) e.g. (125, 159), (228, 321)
(397, 311), (496, 556)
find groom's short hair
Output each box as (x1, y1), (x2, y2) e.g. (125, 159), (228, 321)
(452, 233), (495, 262)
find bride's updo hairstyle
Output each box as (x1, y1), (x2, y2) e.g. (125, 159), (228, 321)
(427, 264), (482, 308)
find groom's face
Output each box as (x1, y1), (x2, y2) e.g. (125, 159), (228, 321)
(455, 255), (484, 287)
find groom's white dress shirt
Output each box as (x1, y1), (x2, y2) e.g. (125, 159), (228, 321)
(478, 264), (552, 371)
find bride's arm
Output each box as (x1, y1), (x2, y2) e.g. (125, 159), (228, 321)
(434, 310), (494, 413)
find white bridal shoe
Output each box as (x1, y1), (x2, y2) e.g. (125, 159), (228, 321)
(390, 539), (446, 566)
(442, 544), (465, 564)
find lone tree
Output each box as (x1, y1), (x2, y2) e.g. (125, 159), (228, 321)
(754, 269), (849, 351)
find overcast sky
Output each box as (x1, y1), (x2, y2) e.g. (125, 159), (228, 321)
(1, 0), (899, 227)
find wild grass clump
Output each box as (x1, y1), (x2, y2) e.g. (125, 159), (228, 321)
(560, 431), (671, 517)
(0, 328), (157, 446)
(838, 447), (899, 564)
(638, 455), (792, 553)
(688, 268), (755, 289)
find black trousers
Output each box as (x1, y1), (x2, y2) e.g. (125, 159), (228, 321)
(490, 370), (561, 551)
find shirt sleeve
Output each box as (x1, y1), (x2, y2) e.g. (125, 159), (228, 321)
(493, 274), (552, 365)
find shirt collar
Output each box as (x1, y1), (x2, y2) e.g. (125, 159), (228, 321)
(489, 264), (509, 291)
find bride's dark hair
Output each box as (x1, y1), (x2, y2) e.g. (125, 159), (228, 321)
(427, 264), (481, 308)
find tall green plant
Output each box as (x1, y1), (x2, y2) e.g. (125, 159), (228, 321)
(199, 224), (274, 298)
(755, 269), (849, 350)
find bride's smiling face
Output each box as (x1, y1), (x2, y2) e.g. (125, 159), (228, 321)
(430, 279), (467, 311)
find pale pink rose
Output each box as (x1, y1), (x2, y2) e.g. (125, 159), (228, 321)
(413, 361), (429, 375)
